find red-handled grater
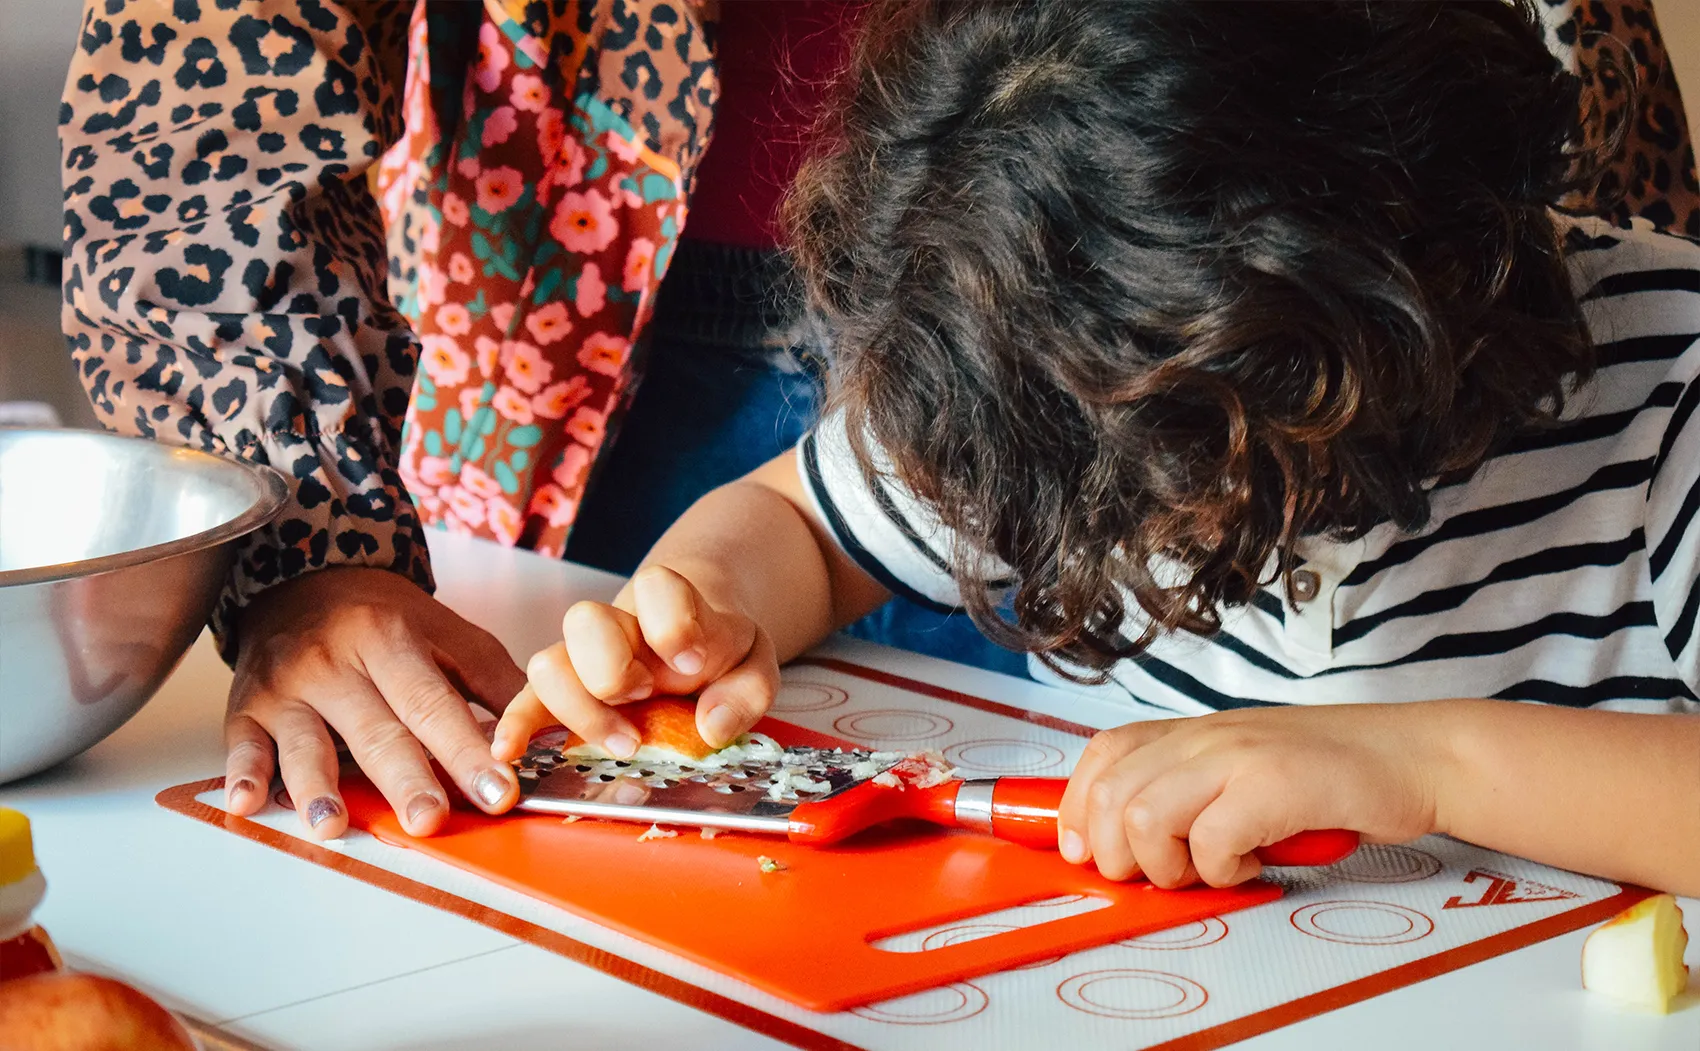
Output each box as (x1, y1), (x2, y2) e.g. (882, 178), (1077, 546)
(509, 730), (1358, 866)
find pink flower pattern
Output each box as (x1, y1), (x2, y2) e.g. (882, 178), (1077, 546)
(483, 105), (519, 147)
(376, 0), (709, 551)
(524, 301), (573, 345)
(551, 189), (618, 253)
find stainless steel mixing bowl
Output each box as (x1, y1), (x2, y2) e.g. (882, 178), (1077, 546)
(0, 429), (287, 782)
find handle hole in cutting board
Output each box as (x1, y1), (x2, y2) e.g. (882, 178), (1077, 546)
(869, 894), (1112, 953)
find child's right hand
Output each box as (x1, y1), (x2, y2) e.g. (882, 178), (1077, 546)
(490, 565), (780, 763)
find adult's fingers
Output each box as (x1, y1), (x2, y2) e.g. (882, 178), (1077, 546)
(306, 671), (449, 835)
(430, 617), (527, 718)
(1058, 719), (1178, 864)
(365, 644), (519, 819)
(526, 642), (641, 759)
(223, 708), (276, 816)
(562, 601), (653, 702)
(247, 700), (347, 840)
(695, 626), (780, 748)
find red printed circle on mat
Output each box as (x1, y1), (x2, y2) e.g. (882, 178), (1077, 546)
(851, 982), (989, 1024)
(921, 925), (1064, 970)
(943, 739), (1068, 774)
(1118, 916), (1229, 951)
(771, 681), (850, 713)
(1326, 844), (1443, 884)
(833, 709), (955, 742)
(1057, 969), (1209, 1020)
(1290, 901), (1435, 945)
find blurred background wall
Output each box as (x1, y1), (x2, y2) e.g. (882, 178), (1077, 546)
(0, 0), (91, 427)
(2, 1), (1698, 431)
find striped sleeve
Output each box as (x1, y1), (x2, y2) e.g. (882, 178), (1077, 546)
(1642, 244), (1700, 688)
(797, 409), (1009, 613)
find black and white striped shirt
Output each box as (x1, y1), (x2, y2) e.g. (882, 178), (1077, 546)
(799, 216), (1700, 717)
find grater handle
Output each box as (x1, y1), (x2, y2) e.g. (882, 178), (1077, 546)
(965, 778), (1359, 866)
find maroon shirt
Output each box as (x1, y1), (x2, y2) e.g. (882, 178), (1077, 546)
(684, 1), (862, 248)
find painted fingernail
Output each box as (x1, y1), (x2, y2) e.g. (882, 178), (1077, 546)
(701, 704), (739, 747)
(473, 770), (510, 808)
(603, 732), (639, 759)
(406, 794), (441, 826)
(228, 777), (257, 801)
(672, 647), (705, 676)
(305, 795), (343, 829)
(1059, 829), (1087, 863)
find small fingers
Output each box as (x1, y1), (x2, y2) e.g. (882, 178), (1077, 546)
(562, 601), (654, 701)
(1121, 764), (1230, 889)
(695, 626), (780, 748)
(1059, 719), (1177, 865)
(1187, 787), (1285, 887)
(1084, 772), (1143, 881)
(491, 683), (554, 762)
(223, 709), (276, 816)
(630, 566), (708, 676)
(526, 642), (641, 759)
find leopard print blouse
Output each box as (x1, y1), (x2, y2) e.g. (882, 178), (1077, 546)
(60, 0), (716, 657)
(59, 0), (1697, 659)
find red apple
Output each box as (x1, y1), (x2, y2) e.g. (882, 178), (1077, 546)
(0, 972), (195, 1050)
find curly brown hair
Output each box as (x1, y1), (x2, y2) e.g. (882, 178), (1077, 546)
(784, 0), (1611, 679)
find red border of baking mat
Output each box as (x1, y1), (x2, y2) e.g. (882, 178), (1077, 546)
(157, 656), (1650, 1051)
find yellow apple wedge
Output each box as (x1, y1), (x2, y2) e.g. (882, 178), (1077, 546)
(1581, 894), (1691, 1013)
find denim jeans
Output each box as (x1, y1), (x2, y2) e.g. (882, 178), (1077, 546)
(563, 241), (1029, 679)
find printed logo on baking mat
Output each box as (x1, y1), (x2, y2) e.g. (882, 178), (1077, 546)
(1442, 868), (1580, 909)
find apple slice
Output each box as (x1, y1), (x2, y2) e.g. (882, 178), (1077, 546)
(1581, 894), (1691, 1012)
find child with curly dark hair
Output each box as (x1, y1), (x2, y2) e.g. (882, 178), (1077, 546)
(495, 0), (1700, 895)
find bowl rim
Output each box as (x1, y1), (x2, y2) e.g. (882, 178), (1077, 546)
(0, 429), (290, 588)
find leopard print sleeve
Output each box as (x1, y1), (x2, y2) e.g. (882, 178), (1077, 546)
(60, 0), (431, 660)
(1540, 0), (1700, 236)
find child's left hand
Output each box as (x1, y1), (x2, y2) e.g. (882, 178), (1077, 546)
(1057, 702), (1451, 887)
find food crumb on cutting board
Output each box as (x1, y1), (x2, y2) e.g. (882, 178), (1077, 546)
(637, 824), (678, 842)
(757, 855), (786, 873)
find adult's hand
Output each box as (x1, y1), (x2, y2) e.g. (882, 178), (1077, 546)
(223, 567), (526, 839)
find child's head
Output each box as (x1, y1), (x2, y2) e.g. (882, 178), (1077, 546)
(787, 0), (1598, 673)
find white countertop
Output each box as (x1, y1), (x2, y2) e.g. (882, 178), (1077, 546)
(2, 530), (1695, 1050)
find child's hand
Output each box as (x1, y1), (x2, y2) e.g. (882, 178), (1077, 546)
(490, 566), (779, 763)
(1057, 703), (1448, 887)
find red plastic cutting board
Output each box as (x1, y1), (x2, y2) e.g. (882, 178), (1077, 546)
(340, 718), (1283, 1012)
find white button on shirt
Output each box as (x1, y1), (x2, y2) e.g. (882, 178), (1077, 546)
(1276, 537), (1369, 670)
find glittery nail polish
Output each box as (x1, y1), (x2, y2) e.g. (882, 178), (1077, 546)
(305, 795), (343, 829)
